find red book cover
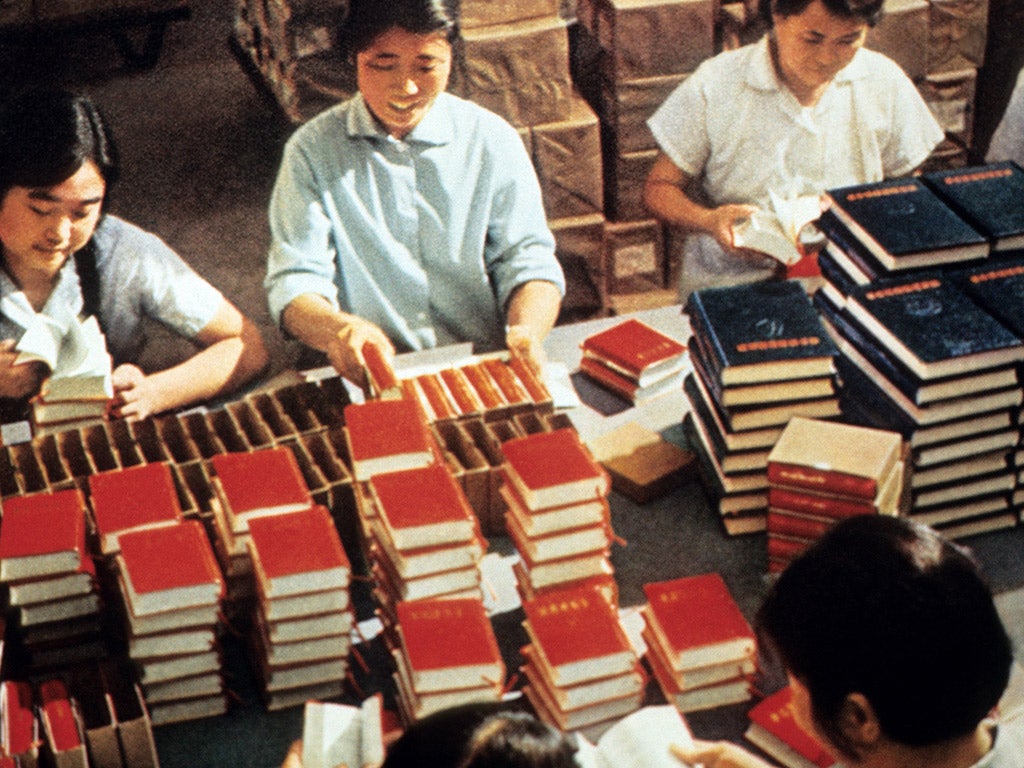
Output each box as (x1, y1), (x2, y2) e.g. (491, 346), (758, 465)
(508, 354), (552, 404)
(38, 679), (82, 753)
(766, 511), (834, 542)
(369, 463), (476, 548)
(413, 374), (459, 420)
(767, 487), (881, 521)
(500, 428), (610, 510)
(746, 686), (836, 768)
(210, 447), (312, 515)
(522, 583), (633, 669)
(362, 341), (400, 398)
(247, 505), (350, 584)
(480, 358), (530, 405)
(579, 356), (642, 401)
(439, 368), (484, 415)
(767, 536), (811, 562)
(344, 398), (435, 476)
(460, 363), (506, 410)
(395, 596), (503, 675)
(643, 573), (755, 669)
(1, 680), (36, 755)
(0, 489), (85, 579)
(87, 462), (183, 543)
(118, 519), (225, 613)
(767, 463), (879, 500)
(581, 318), (686, 380)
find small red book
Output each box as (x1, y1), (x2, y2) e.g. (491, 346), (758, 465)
(522, 583), (636, 686)
(210, 447), (313, 531)
(745, 686), (837, 768)
(395, 597), (505, 692)
(438, 367), (484, 415)
(500, 428), (610, 511)
(38, 679), (83, 753)
(479, 358), (530, 405)
(0, 680), (37, 757)
(767, 487), (883, 521)
(508, 354), (552, 404)
(0, 489), (86, 581)
(643, 573), (756, 671)
(247, 505), (351, 598)
(344, 399), (436, 480)
(362, 342), (401, 399)
(460, 363), (506, 411)
(412, 374), (459, 421)
(369, 463), (477, 550)
(581, 318), (686, 386)
(87, 462), (184, 553)
(117, 519), (225, 616)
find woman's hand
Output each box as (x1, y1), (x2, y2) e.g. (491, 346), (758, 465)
(111, 363), (165, 421)
(324, 318), (395, 390)
(672, 738), (776, 768)
(0, 339), (47, 399)
(505, 323), (547, 376)
(708, 204), (760, 253)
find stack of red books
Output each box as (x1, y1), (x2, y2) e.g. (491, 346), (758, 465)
(520, 583), (644, 737)
(343, 399), (439, 482)
(389, 597), (506, 724)
(499, 428), (616, 597)
(0, 489), (104, 671)
(766, 417), (905, 573)
(113, 519), (227, 726)
(246, 505), (355, 711)
(365, 462), (485, 629)
(642, 573), (757, 713)
(579, 318), (687, 405)
(87, 462), (185, 556)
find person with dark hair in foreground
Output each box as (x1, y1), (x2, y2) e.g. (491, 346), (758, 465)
(264, 0), (564, 388)
(643, 0), (943, 301)
(673, 515), (1024, 768)
(0, 88), (268, 421)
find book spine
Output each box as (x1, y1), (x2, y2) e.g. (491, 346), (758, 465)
(579, 357), (639, 400)
(362, 343), (400, 398)
(414, 375), (459, 421)
(767, 462), (878, 499)
(768, 487), (880, 519)
(767, 535), (811, 562)
(685, 293), (730, 372)
(766, 510), (835, 540)
(508, 355), (552, 404)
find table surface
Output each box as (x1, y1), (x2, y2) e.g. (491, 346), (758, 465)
(152, 305), (1024, 768)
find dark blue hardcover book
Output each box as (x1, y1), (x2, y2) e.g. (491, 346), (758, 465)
(845, 275), (1024, 379)
(921, 162), (1024, 252)
(684, 280), (837, 386)
(825, 177), (989, 269)
(954, 255), (1024, 338)
(817, 246), (860, 299)
(816, 209), (889, 280)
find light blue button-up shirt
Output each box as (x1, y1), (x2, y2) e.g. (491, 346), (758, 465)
(265, 91), (565, 354)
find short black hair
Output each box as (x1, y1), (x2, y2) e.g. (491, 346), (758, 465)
(0, 88), (119, 203)
(757, 515), (1012, 759)
(458, 712), (578, 768)
(759, 0), (884, 27)
(339, 0), (458, 60)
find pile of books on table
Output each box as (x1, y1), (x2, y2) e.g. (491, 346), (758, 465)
(766, 417), (906, 573)
(389, 596), (506, 725)
(641, 573), (757, 713)
(579, 318), (687, 404)
(682, 280), (841, 535)
(0, 489), (103, 673)
(520, 582), (644, 738)
(813, 164), (1024, 538)
(498, 428), (616, 598)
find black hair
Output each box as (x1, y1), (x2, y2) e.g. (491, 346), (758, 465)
(757, 515), (1012, 759)
(759, 0), (884, 27)
(458, 712), (578, 768)
(0, 88), (119, 205)
(338, 0), (458, 60)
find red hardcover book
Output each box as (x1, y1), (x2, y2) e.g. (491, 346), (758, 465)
(210, 447), (313, 531)
(87, 462), (184, 553)
(438, 368), (484, 415)
(745, 687), (837, 768)
(0, 489), (85, 581)
(459, 363), (506, 411)
(508, 354), (552, 404)
(412, 374), (459, 421)
(643, 573), (756, 671)
(247, 505), (351, 598)
(578, 356), (684, 404)
(395, 597), (505, 692)
(362, 342), (401, 399)
(581, 318), (686, 386)
(767, 487), (882, 521)
(766, 536), (811, 563)
(369, 463), (477, 550)
(766, 510), (835, 542)
(117, 519), (225, 616)
(38, 679), (83, 753)
(522, 583), (637, 686)
(501, 428), (610, 511)
(344, 399), (436, 480)
(480, 358), (530, 405)
(1, 680), (37, 758)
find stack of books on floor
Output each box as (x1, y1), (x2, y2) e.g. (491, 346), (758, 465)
(765, 417), (906, 573)
(641, 573), (757, 713)
(112, 519), (226, 725)
(207, 446), (316, 619)
(814, 268), (1024, 539)
(389, 596), (506, 725)
(498, 428), (616, 598)
(246, 505), (355, 711)
(364, 461), (485, 634)
(0, 489), (104, 673)
(520, 582), (644, 738)
(579, 318), (687, 404)
(682, 281), (841, 535)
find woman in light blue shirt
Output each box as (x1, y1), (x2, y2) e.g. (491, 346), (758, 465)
(264, 0), (565, 387)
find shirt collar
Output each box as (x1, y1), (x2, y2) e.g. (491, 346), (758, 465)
(746, 34), (870, 93)
(344, 92), (454, 147)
